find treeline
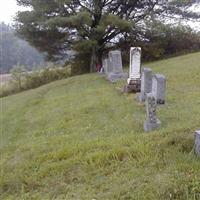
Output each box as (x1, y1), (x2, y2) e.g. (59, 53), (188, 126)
(119, 22), (200, 63)
(0, 23), (44, 74)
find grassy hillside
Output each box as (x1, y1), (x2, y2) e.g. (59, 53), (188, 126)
(1, 52), (200, 200)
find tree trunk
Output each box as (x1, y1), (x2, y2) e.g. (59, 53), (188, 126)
(90, 47), (97, 73)
(90, 47), (103, 73)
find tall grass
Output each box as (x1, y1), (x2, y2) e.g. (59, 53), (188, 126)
(1, 52), (200, 199)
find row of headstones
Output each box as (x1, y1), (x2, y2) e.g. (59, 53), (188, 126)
(102, 48), (141, 85)
(102, 47), (166, 131)
(102, 48), (200, 157)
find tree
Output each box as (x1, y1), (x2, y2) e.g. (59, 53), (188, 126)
(119, 21), (200, 61)
(16, 0), (199, 73)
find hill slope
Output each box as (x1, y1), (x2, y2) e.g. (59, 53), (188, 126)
(1, 52), (200, 200)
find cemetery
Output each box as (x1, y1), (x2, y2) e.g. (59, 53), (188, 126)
(102, 47), (166, 132)
(1, 51), (200, 200)
(1, 1), (200, 199)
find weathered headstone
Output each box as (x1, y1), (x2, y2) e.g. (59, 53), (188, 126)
(144, 93), (161, 132)
(152, 74), (166, 104)
(109, 50), (123, 73)
(124, 47), (141, 93)
(102, 58), (112, 74)
(128, 47), (141, 82)
(107, 50), (128, 82)
(195, 130), (200, 156)
(137, 67), (153, 102)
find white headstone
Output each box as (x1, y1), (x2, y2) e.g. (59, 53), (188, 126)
(128, 47), (141, 84)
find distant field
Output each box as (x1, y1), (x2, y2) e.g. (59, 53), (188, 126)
(1, 52), (200, 200)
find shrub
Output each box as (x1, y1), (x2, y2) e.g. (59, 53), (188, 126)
(24, 67), (71, 90)
(10, 65), (27, 90)
(0, 66), (71, 98)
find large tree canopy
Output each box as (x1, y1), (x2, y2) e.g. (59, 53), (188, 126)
(16, 0), (199, 72)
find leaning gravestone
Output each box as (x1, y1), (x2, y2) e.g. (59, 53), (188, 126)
(152, 74), (166, 104)
(137, 67), (153, 102)
(107, 50), (128, 82)
(195, 130), (200, 156)
(124, 47), (141, 93)
(144, 93), (161, 132)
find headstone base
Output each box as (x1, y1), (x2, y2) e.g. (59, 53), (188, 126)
(124, 79), (141, 93)
(195, 130), (200, 156)
(107, 72), (128, 83)
(144, 119), (161, 132)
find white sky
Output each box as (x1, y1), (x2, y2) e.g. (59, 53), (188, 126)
(0, 0), (199, 30)
(0, 0), (27, 24)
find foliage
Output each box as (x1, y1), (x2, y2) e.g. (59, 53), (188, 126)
(24, 67), (71, 89)
(120, 22), (200, 62)
(0, 23), (44, 73)
(10, 65), (27, 90)
(15, 0), (199, 73)
(0, 66), (71, 97)
(1, 52), (200, 199)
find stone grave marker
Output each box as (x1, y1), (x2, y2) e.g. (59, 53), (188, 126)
(195, 130), (200, 156)
(109, 50), (123, 73)
(152, 74), (166, 104)
(144, 93), (161, 132)
(102, 58), (112, 74)
(128, 47), (141, 82)
(137, 67), (153, 102)
(107, 50), (128, 82)
(124, 47), (141, 93)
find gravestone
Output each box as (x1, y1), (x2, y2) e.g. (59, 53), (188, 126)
(124, 47), (141, 93)
(195, 130), (200, 156)
(102, 58), (112, 74)
(137, 67), (153, 102)
(144, 93), (161, 132)
(128, 47), (141, 82)
(107, 50), (128, 82)
(152, 74), (166, 104)
(109, 50), (123, 73)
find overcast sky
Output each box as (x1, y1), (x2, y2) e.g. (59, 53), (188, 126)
(0, 0), (199, 30)
(0, 0), (27, 24)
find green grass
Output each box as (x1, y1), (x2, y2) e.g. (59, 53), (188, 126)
(1, 52), (200, 200)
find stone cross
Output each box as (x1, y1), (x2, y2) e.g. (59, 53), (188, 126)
(108, 50), (123, 73)
(138, 67), (153, 102)
(152, 74), (166, 104)
(127, 47), (141, 84)
(195, 130), (200, 156)
(144, 93), (161, 132)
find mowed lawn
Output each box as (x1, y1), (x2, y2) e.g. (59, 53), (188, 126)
(1, 52), (200, 200)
